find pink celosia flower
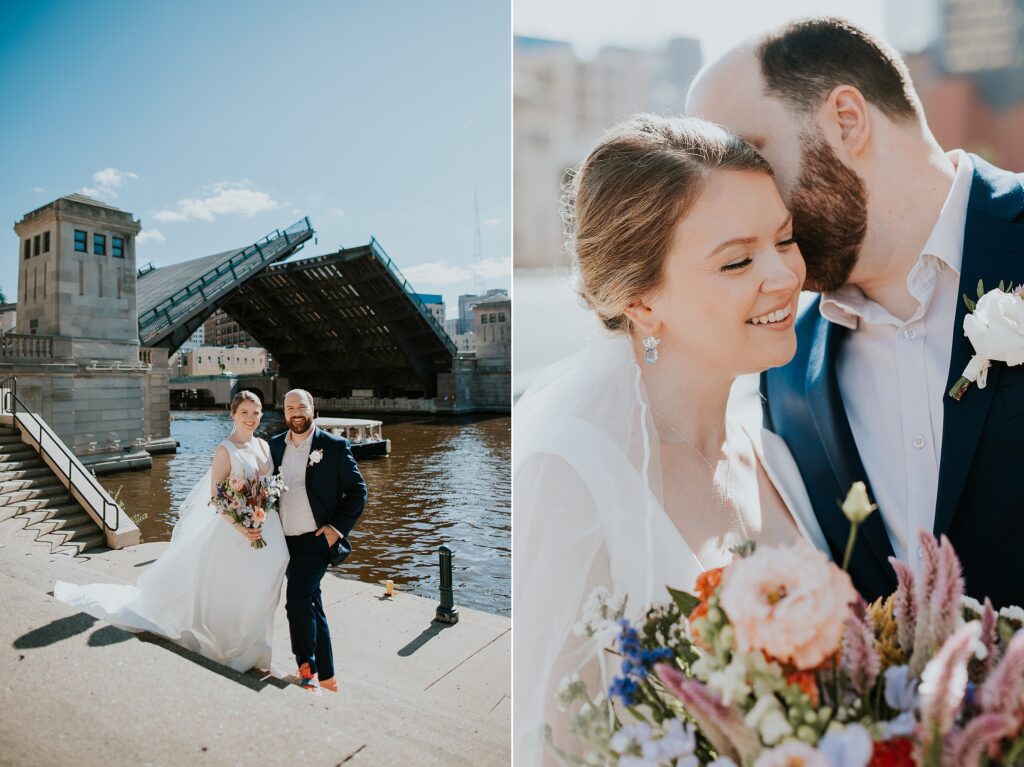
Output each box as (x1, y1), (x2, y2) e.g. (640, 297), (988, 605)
(752, 740), (829, 767)
(919, 622), (981, 737)
(979, 630), (1024, 716)
(945, 712), (1016, 766)
(979, 597), (999, 679)
(911, 534), (965, 677)
(718, 539), (857, 669)
(655, 664), (760, 766)
(842, 596), (880, 697)
(889, 557), (916, 656)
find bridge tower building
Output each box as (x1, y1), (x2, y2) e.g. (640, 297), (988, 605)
(7, 195), (164, 472)
(15, 194), (140, 351)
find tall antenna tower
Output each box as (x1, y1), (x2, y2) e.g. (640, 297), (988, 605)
(472, 190), (486, 295)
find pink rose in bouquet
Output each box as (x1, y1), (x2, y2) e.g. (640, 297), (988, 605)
(719, 539), (857, 669)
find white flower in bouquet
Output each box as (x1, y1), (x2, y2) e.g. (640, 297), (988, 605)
(999, 604), (1024, 625)
(743, 695), (793, 746)
(573, 586), (627, 643)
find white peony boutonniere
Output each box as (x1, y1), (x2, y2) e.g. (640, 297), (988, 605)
(949, 280), (1024, 401)
(308, 448), (324, 467)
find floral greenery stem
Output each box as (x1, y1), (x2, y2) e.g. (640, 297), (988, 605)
(948, 376), (971, 402)
(842, 520), (860, 572)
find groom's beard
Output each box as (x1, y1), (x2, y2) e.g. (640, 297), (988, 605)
(788, 132), (868, 294)
(288, 415), (313, 434)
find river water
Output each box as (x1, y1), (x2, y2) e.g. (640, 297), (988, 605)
(99, 411), (511, 616)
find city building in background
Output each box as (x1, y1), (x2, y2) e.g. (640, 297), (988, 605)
(176, 325), (205, 355)
(0, 302), (16, 333)
(456, 289), (510, 333)
(411, 293), (446, 326)
(170, 346), (268, 377)
(438, 290), (511, 410)
(514, 35), (702, 268)
(446, 288), (510, 353)
(473, 294), (511, 361)
(902, 0), (1024, 171)
(203, 308), (256, 348)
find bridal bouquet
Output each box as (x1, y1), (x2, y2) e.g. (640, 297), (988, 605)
(556, 485), (1024, 766)
(213, 473), (287, 549)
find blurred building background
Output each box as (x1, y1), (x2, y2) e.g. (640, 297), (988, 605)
(514, 35), (702, 269)
(515, 0), (1024, 271)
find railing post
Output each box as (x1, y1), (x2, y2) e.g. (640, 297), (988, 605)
(434, 545), (459, 624)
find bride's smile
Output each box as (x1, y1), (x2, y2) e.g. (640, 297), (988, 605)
(626, 170), (805, 377)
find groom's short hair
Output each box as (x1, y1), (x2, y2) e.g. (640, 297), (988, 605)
(758, 17), (922, 123)
(284, 388), (315, 409)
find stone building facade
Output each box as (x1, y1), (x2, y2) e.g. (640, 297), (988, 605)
(203, 308), (256, 347)
(6, 195), (172, 471)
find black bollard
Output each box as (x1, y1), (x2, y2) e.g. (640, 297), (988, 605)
(435, 545), (459, 624)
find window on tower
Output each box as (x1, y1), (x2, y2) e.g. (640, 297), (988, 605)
(74, 230), (88, 252)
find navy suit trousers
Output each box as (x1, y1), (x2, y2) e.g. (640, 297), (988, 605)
(285, 531), (334, 680)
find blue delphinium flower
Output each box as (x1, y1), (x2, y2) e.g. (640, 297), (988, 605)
(608, 619), (675, 705)
(609, 675), (640, 706)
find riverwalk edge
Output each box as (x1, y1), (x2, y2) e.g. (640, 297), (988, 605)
(0, 529), (510, 766)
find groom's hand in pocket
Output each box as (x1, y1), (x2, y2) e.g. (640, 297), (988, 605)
(316, 525), (341, 547)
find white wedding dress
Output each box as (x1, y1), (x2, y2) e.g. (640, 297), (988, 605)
(54, 439), (289, 672)
(513, 333), (827, 766)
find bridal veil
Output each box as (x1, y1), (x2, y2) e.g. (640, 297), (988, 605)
(513, 332), (703, 765)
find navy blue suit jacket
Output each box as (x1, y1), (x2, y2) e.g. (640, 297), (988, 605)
(269, 427), (367, 562)
(762, 156), (1024, 607)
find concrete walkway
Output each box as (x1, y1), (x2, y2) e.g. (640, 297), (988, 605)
(0, 516), (510, 766)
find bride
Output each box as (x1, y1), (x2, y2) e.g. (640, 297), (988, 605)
(513, 115), (828, 764)
(54, 390), (289, 673)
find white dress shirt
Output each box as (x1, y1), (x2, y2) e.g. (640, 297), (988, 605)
(819, 150), (972, 567)
(280, 429), (320, 536)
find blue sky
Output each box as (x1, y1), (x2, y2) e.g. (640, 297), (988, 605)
(0, 0), (510, 318)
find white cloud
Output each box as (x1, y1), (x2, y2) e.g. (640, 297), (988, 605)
(153, 184), (278, 223)
(402, 262), (471, 285)
(33, 186), (44, 193)
(402, 257), (511, 287)
(483, 218), (501, 226)
(137, 228), (165, 245)
(476, 256), (512, 280)
(328, 207), (346, 218)
(81, 167), (138, 200)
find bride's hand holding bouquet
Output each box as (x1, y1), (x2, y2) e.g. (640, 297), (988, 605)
(213, 473), (287, 549)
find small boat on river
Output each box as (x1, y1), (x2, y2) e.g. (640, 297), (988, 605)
(314, 417), (391, 458)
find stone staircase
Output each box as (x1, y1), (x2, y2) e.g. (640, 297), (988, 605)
(0, 425), (106, 556)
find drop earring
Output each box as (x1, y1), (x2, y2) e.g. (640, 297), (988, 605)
(641, 330), (661, 365)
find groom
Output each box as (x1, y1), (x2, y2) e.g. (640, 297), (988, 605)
(688, 17), (1024, 606)
(271, 388), (367, 692)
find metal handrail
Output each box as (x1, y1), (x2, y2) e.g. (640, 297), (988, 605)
(138, 217), (314, 344)
(368, 237), (458, 356)
(0, 376), (121, 532)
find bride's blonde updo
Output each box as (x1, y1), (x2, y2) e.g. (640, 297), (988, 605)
(564, 114), (772, 332)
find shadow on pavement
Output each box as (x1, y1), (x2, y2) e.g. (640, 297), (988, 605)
(88, 625), (134, 647)
(396, 620), (455, 657)
(13, 612), (97, 648)
(138, 634), (292, 692)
